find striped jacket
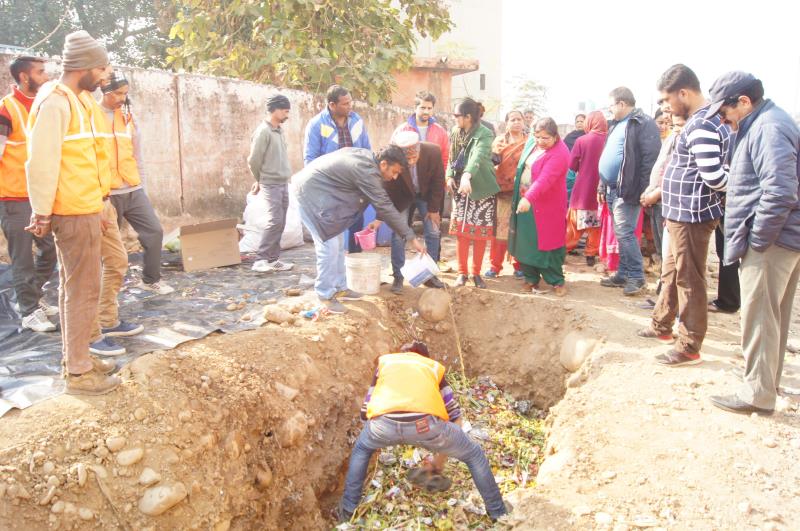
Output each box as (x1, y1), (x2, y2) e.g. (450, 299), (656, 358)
(661, 106), (731, 223)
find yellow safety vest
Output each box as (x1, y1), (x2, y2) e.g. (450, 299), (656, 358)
(27, 82), (104, 215)
(366, 353), (450, 421)
(0, 93), (30, 198)
(100, 108), (141, 189)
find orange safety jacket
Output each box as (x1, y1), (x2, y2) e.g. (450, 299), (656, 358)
(27, 82), (106, 215)
(366, 353), (450, 421)
(99, 107), (141, 189)
(0, 92), (31, 198)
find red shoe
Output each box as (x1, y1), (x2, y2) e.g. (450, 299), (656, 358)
(637, 327), (675, 344)
(655, 349), (701, 367)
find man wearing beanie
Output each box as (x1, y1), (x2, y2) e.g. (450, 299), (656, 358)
(26, 30), (121, 395)
(247, 93), (294, 272)
(100, 72), (174, 296)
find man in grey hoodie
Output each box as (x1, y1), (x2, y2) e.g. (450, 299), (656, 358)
(248, 94), (294, 273)
(293, 145), (425, 313)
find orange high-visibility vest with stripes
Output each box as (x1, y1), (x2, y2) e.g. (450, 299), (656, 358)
(366, 353), (450, 421)
(98, 108), (141, 189)
(0, 93), (30, 198)
(27, 82), (104, 215)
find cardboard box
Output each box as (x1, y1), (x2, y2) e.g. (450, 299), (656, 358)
(179, 219), (242, 272)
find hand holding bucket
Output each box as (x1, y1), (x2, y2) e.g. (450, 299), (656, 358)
(353, 228), (377, 250)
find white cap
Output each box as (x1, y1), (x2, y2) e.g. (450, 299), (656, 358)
(392, 130), (420, 148)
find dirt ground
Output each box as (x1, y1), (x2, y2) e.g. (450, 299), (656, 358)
(0, 238), (798, 530)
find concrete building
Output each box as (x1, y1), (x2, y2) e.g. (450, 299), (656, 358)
(391, 56), (478, 111)
(415, 0), (504, 120)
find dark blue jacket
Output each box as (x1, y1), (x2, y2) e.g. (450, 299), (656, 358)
(598, 108), (661, 205)
(724, 100), (800, 264)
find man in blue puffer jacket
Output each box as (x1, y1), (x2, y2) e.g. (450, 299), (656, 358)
(304, 85), (371, 253)
(705, 72), (800, 416)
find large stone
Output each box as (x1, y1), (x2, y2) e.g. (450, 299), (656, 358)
(417, 289), (451, 323)
(138, 482), (188, 516)
(559, 332), (598, 372)
(277, 411), (309, 448)
(263, 305), (295, 324)
(139, 468), (161, 487)
(117, 448), (144, 467)
(536, 448), (574, 486)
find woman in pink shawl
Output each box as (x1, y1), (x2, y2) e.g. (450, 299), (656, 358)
(566, 111), (607, 266)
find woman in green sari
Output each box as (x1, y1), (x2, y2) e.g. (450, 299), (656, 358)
(508, 118), (571, 296)
(446, 98), (500, 288)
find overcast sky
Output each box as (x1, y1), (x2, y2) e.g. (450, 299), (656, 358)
(502, 0), (800, 122)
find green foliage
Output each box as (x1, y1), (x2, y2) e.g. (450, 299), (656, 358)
(167, 0), (453, 104)
(509, 75), (548, 117)
(0, 0), (175, 68)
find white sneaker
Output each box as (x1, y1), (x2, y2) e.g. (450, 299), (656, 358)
(38, 299), (59, 316)
(252, 259), (294, 272)
(136, 280), (175, 295)
(21, 308), (57, 332)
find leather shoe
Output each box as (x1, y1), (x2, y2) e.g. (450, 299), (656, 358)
(424, 276), (445, 289)
(709, 394), (773, 416)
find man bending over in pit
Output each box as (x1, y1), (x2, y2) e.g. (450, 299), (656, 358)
(337, 341), (509, 523)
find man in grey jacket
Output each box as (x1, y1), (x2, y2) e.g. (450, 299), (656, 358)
(706, 72), (800, 416)
(294, 146), (425, 313)
(248, 94), (294, 273)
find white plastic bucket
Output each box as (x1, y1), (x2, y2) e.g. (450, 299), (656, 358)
(400, 253), (440, 287)
(345, 253), (382, 295)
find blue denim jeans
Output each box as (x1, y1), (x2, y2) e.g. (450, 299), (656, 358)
(391, 199), (441, 278)
(608, 189), (644, 282)
(298, 204), (347, 300)
(341, 415), (506, 518)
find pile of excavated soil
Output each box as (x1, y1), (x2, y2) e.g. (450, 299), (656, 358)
(0, 282), (574, 530)
(0, 298), (402, 530)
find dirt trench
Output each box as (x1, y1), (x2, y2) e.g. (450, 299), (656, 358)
(0, 288), (578, 530)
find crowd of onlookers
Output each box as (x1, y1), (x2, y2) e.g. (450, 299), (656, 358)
(259, 64), (799, 418)
(1, 23), (798, 421)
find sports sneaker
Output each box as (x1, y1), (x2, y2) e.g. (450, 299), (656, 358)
(655, 349), (701, 367)
(21, 308), (57, 333)
(90, 355), (116, 374)
(484, 269), (499, 278)
(637, 327), (675, 344)
(321, 298), (347, 314)
(623, 279), (645, 296)
(137, 279), (175, 295)
(336, 289), (363, 301)
(89, 338), (126, 356)
(600, 274), (626, 288)
(65, 369), (121, 396)
(454, 274), (468, 287)
(472, 275), (486, 289)
(38, 299), (59, 316)
(102, 321), (144, 337)
(252, 259), (294, 272)
(513, 270), (525, 279)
